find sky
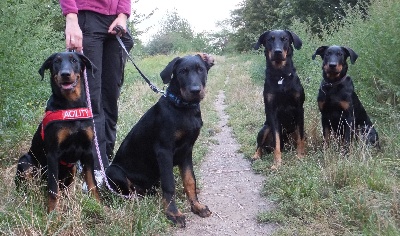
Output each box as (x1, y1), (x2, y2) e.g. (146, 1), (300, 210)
(134, 0), (243, 43)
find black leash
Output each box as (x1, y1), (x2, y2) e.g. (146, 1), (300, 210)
(114, 26), (165, 94)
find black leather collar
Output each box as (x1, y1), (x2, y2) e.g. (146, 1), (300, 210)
(165, 90), (200, 109)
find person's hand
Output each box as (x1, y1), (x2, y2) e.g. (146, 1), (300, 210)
(108, 13), (128, 36)
(65, 13), (83, 52)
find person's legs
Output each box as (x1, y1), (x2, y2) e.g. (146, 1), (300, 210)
(102, 32), (133, 160)
(78, 11), (110, 171)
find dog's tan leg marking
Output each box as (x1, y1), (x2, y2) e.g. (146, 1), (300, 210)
(162, 197), (186, 228)
(180, 167), (211, 218)
(295, 127), (305, 158)
(271, 132), (282, 170)
(252, 126), (271, 160)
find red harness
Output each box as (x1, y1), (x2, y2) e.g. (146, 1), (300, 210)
(40, 108), (93, 167)
(41, 108), (93, 140)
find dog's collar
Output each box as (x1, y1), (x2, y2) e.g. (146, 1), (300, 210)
(320, 74), (348, 95)
(41, 108), (93, 140)
(322, 74), (348, 88)
(164, 90), (200, 109)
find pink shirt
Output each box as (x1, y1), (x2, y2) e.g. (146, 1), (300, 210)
(59, 0), (131, 17)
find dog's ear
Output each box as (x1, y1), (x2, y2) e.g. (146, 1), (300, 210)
(77, 53), (98, 77)
(286, 30), (302, 50)
(38, 53), (58, 80)
(160, 57), (180, 84)
(197, 53), (215, 71)
(342, 47), (358, 64)
(312, 46), (329, 60)
(253, 31), (270, 50)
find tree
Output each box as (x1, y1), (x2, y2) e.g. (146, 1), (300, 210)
(230, 0), (370, 52)
(145, 11), (209, 55)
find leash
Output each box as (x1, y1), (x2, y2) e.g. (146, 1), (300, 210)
(68, 46), (136, 199)
(114, 27), (165, 95)
(82, 62), (136, 199)
(76, 26), (165, 199)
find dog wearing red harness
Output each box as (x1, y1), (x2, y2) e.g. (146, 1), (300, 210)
(15, 52), (100, 212)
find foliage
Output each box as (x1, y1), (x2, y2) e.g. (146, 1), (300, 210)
(0, 0), (64, 163)
(144, 11), (212, 55)
(229, 0), (370, 51)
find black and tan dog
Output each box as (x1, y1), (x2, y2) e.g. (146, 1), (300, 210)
(312, 45), (379, 148)
(106, 53), (214, 228)
(15, 52), (100, 212)
(252, 30), (306, 169)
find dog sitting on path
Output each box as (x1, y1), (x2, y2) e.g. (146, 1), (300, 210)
(312, 45), (380, 149)
(252, 30), (306, 169)
(15, 52), (100, 212)
(106, 53), (214, 228)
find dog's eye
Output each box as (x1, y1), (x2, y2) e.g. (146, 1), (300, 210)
(179, 68), (188, 74)
(337, 52), (343, 57)
(198, 67), (204, 72)
(71, 58), (78, 63)
(268, 36), (275, 42)
(281, 37), (287, 41)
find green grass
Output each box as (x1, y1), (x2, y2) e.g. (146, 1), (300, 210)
(221, 1), (400, 234)
(1, 0), (399, 234)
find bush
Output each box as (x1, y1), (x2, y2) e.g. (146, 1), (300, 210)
(0, 0), (64, 164)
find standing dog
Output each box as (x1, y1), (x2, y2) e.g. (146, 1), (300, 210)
(312, 45), (379, 148)
(106, 53), (214, 228)
(252, 30), (306, 169)
(15, 52), (100, 212)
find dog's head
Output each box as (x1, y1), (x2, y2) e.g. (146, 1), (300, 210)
(254, 30), (302, 69)
(160, 53), (214, 103)
(312, 45), (358, 80)
(39, 52), (96, 101)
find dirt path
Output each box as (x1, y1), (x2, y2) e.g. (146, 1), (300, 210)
(174, 90), (277, 235)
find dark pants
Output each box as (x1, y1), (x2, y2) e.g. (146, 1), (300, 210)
(78, 10), (133, 170)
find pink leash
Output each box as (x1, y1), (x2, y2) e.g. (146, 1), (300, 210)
(81, 52), (135, 199)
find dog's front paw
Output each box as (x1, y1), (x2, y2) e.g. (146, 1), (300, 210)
(166, 211), (186, 228)
(251, 148), (263, 161)
(271, 160), (282, 170)
(191, 203), (212, 218)
(165, 210), (186, 228)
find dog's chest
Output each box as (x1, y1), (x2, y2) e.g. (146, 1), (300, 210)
(47, 121), (93, 149)
(174, 117), (202, 140)
(318, 85), (350, 110)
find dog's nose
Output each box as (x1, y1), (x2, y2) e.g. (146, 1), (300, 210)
(190, 86), (201, 94)
(60, 70), (71, 77)
(328, 62), (337, 68)
(274, 49), (283, 54)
